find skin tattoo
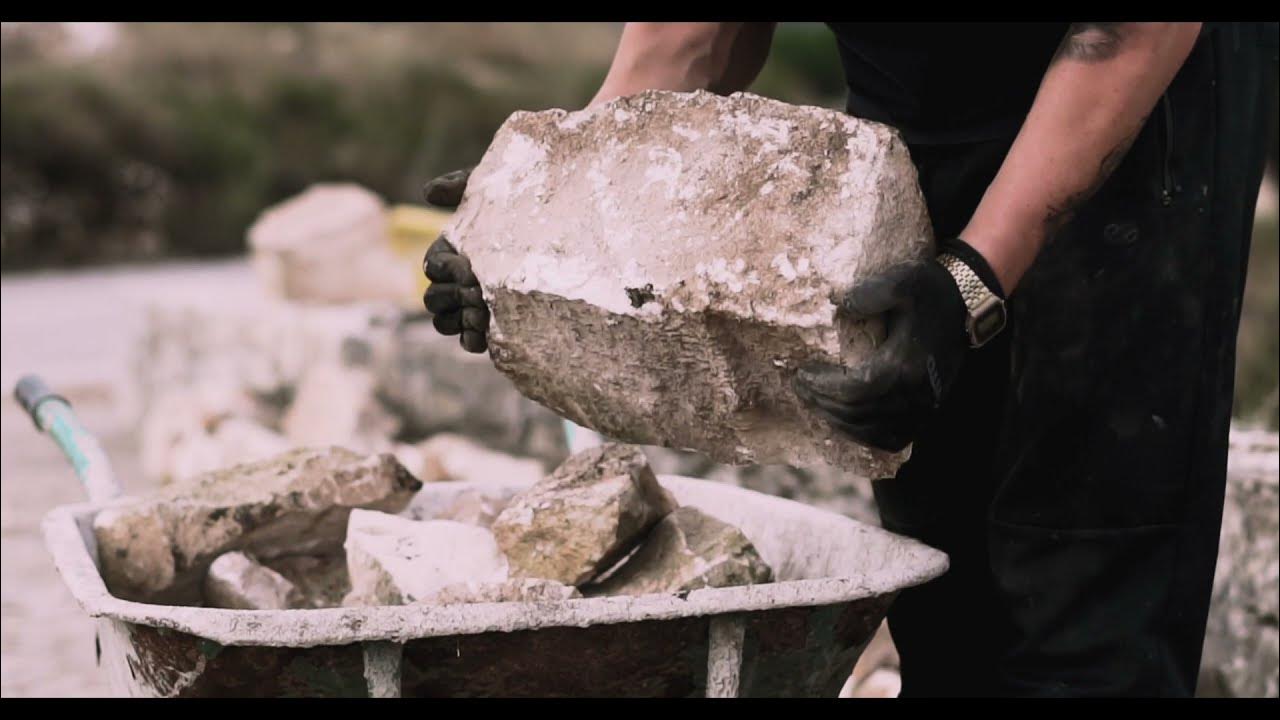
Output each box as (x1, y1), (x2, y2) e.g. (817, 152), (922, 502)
(1041, 23), (1145, 242)
(1043, 124), (1144, 241)
(1054, 22), (1130, 64)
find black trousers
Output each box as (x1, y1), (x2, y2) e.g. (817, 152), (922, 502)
(874, 23), (1277, 697)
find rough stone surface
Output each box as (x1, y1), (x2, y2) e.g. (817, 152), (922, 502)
(448, 89), (930, 472)
(92, 446), (422, 604)
(641, 447), (881, 526)
(263, 553), (351, 609)
(491, 443), (678, 586)
(373, 319), (569, 466)
(133, 300), (390, 444)
(247, 183), (417, 307)
(202, 551), (299, 610)
(134, 298), (883, 519)
(343, 510), (509, 606)
(156, 417), (293, 488)
(140, 381), (289, 485)
(408, 433), (546, 485)
(281, 353), (401, 456)
(420, 578), (582, 606)
(434, 488), (511, 528)
(588, 506), (773, 596)
(136, 303), (570, 468)
(1201, 428), (1279, 698)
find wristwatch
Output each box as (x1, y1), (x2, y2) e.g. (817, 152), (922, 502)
(937, 252), (1007, 348)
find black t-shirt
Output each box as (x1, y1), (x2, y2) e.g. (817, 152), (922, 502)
(825, 22), (1071, 144)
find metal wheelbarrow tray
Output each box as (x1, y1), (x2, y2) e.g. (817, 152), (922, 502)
(42, 475), (947, 697)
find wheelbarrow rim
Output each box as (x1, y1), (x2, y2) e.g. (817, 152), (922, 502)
(41, 476), (950, 648)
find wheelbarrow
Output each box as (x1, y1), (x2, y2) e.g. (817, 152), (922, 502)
(16, 374), (948, 697)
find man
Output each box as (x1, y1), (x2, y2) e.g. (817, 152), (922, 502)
(420, 22), (1277, 696)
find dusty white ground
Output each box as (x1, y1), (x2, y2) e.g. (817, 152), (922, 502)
(0, 259), (257, 697)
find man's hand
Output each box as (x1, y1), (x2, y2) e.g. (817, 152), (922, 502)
(422, 168), (489, 354)
(792, 239), (999, 452)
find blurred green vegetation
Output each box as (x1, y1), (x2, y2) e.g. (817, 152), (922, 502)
(0, 22), (1274, 425)
(1, 23), (611, 266)
(1237, 213), (1279, 430)
(0, 22), (843, 269)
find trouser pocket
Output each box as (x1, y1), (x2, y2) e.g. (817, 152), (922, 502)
(988, 521), (1193, 696)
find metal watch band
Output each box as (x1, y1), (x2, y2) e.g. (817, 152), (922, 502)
(937, 252), (1007, 348)
(937, 253), (996, 313)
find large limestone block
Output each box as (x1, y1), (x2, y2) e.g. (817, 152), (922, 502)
(491, 443), (678, 586)
(92, 447), (422, 604)
(342, 511), (509, 606)
(588, 507), (772, 596)
(447, 90), (931, 472)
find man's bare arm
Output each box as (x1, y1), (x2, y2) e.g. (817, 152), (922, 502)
(960, 23), (1202, 294)
(589, 23), (777, 107)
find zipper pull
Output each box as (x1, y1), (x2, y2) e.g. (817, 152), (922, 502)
(1160, 93), (1176, 207)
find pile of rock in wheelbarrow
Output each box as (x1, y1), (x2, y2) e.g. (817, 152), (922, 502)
(91, 443), (773, 609)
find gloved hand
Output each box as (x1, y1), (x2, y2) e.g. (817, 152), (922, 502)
(423, 167), (472, 208)
(791, 238), (1003, 452)
(421, 167), (490, 354)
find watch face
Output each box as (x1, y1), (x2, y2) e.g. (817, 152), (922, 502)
(969, 302), (1007, 347)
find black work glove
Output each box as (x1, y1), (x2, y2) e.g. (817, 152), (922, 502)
(791, 238), (1003, 453)
(423, 167), (472, 208)
(421, 167), (490, 354)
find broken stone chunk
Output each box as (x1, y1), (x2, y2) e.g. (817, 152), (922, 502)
(435, 489), (511, 528)
(280, 340), (401, 456)
(410, 433), (545, 485)
(342, 510), (509, 606)
(588, 507), (773, 597)
(93, 446), (422, 604)
(419, 578), (582, 606)
(263, 552), (351, 609)
(203, 551), (298, 610)
(247, 183), (417, 307)
(490, 443), (678, 586)
(140, 383), (292, 487)
(447, 89), (930, 473)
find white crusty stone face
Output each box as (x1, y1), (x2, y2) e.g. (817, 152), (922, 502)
(342, 511), (510, 607)
(446, 90), (933, 473)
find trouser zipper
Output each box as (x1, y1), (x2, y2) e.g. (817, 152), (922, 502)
(1159, 93), (1177, 207)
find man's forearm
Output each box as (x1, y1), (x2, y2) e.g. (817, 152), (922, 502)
(961, 23), (1202, 294)
(588, 23), (776, 107)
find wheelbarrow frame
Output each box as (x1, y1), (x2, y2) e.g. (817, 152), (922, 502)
(43, 478), (947, 697)
(20, 374), (949, 697)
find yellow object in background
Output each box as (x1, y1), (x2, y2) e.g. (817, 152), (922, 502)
(387, 204), (453, 300)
